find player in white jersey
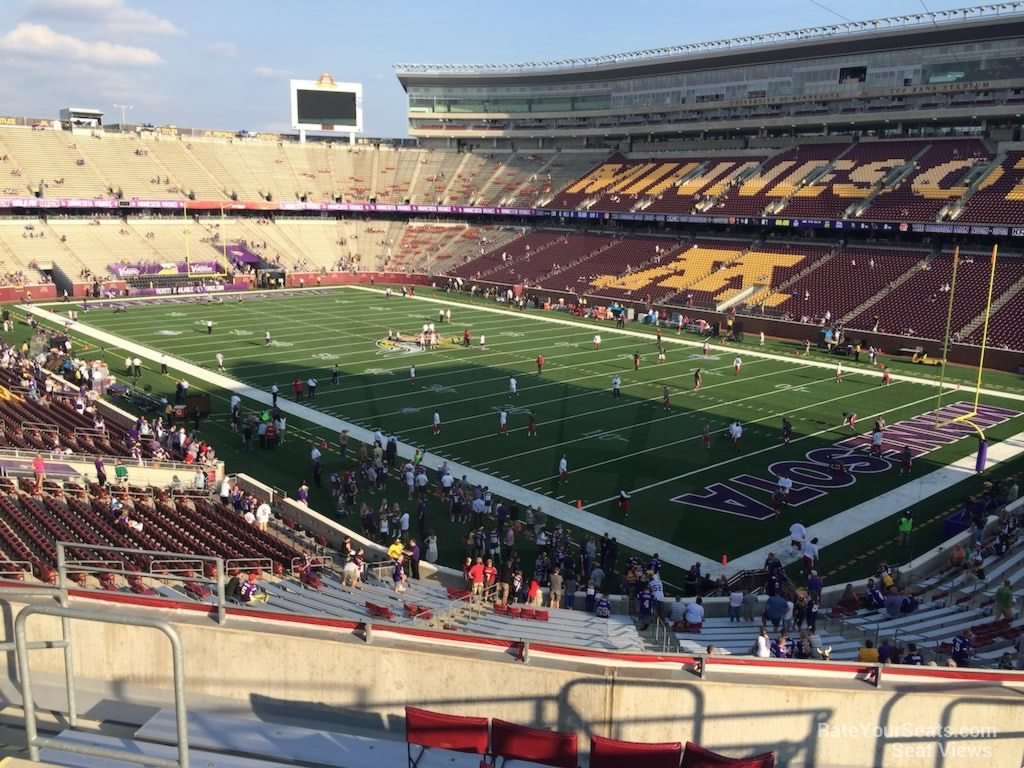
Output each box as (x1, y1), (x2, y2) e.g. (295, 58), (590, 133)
(508, 377), (518, 397)
(433, 411), (442, 435)
(593, 334), (601, 350)
(410, 365), (416, 384)
(703, 340), (710, 357)
(480, 334), (486, 350)
(835, 362), (843, 382)
(499, 410), (509, 435)
(264, 329), (271, 347)
(759, 331), (765, 347)
(558, 455), (568, 483)
(215, 352), (224, 371)
(734, 356), (743, 375)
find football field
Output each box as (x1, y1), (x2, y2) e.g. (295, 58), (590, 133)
(30, 286), (1024, 579)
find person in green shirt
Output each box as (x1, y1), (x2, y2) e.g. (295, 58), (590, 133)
(994, 579), (1015, 622)
(897, 512), (913, 547)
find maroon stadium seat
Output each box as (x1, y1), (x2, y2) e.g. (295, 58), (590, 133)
(590, 734), (683, 768)
(404, 706), (489, 768)
(491, 718), (578, 768)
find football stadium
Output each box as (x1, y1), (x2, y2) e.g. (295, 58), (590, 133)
(1, 3), (1024, 767)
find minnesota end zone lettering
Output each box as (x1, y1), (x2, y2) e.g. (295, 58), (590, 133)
(673, 402), (1020, 520)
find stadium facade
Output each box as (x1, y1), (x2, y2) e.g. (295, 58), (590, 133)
(396, 4), (1024, 148)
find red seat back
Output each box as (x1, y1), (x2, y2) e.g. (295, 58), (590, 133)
(534, 610), (549, 622)
(494, 603), (509, 615)
(591, 735), (682, 768)
(491, 719), (578, 768)
(521, 608), (536, 620)
(681, 742), (775, 768)
(366, 602), (380, 617)
(508, 606), (522, 618)
(405, 706), (489, 755)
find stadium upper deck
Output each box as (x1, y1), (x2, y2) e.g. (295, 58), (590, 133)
(395, 4), (1024, 148)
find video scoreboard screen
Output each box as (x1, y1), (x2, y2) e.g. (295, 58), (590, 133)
(290, 74), (362, 133)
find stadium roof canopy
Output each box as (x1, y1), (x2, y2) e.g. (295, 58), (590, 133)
(395, 3), (1024, 89)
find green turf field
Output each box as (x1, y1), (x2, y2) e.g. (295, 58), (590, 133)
(26, 286), (1024, 585)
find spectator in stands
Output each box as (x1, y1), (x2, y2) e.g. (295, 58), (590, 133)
(685, 597), (705, 627)
(994, 579), (1015, 622)
(741, 590), (758, 622)
(763, 593), (787, 631)
(549, 567), (563, 609)
(31, 453), (45, 492)
(903, 643), (924, 665)
(595, 593), (611, 618)
(838, 584), (859, 613)
(806, 570), (823, 601)
(857, 640), (879, 663)
(951, 630), (975, 667)
(468, 557), (485, 597)
(114, 459), (128, 485)
(238, 571), (269, 605)
(877, 638), (895, 664)
(728, 588), (743, 622)
(884, 588), (903, 618)
(863, 579), (885, 609)
(405, 539), (422, 580)
(255, 501), (271, 533)
(753, 627), (771, 658)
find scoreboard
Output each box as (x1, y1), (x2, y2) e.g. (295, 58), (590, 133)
(290, 73), (363, 134)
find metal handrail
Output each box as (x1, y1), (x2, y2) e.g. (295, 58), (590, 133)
(150, 559), (205, 576)
(0, 560), (31, 578)
(228, 557), (274, 575)
(58, 542), (226, 625)
(15, 603), (191, 768)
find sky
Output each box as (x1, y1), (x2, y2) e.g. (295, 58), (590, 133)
(0, 0), (983, 138)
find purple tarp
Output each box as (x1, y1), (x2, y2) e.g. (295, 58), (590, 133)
(224, 244), (261, 265)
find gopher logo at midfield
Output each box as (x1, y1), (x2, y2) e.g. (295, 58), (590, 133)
(375, 333), (459, 354)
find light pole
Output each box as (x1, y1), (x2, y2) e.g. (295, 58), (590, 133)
(113, 104), (133, 126)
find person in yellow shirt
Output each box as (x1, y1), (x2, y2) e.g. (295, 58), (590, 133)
(387, 538), (404, 561)
(857, 639), (880, 663)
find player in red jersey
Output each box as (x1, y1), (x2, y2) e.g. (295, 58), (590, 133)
(702, 421), (712, 449)
(527, 411), (537, 437)
(536, 354), (544, 375)
(881, 367), (891, 386)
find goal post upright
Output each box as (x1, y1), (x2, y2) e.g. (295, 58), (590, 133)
(933, 245), (960, 426)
